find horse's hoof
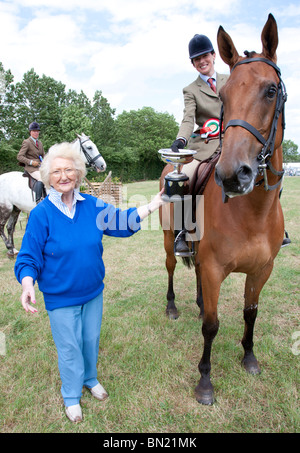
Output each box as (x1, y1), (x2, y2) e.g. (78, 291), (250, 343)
(195, 383), (215, 405)
(195, 388), (215, 406)
(7, 251), (17, 259)
(166, 308), (179, 320)
(242, 357), (261, 375)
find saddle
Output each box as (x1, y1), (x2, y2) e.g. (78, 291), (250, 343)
(22, 170), (37, 190)
(189, 150), (220, 197)
(22, 171), (46, 202)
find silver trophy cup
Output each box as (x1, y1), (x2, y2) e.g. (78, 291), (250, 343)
(158, 149), (197, 201)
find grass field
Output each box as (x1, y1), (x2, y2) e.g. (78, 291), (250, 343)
(0, 177), (299, 433)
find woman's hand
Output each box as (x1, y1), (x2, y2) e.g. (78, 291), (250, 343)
(21, 277), (38, 313)
(137, 188), (167, 220)
(149, 188), (166, 211)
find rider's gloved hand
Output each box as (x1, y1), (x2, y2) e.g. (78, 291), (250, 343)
(171, 139), (185, 153)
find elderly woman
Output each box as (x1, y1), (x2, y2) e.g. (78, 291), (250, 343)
(14, 142), (165, 423)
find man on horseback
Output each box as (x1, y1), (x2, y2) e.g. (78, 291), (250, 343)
(170, 34), (229, 256)
(17, 122), (46, 203)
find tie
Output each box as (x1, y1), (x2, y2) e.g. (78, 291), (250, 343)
(36, 140), (39, 148)
(208, 78), (216, 93)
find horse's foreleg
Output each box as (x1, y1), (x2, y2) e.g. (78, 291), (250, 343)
(195, 268), (221, 405)
(195, 317), (219, 405)
(242, 303), (260, 374)
(242, 263), (274, 374)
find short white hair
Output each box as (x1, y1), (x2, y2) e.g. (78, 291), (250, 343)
(40, 142), (87, 189)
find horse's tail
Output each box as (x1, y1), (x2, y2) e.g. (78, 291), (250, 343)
(182, 256), (195, 268)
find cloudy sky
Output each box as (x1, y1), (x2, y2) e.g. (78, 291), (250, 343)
(0, 0), (299, 147)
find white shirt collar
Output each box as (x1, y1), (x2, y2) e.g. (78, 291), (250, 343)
(199, 72), (217, 85)
(30, 136), (38, 144)
(49, 187), (85, 201)
(48, 187), (85, 218)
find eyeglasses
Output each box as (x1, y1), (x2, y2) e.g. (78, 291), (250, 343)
(50, 168), (77, 177)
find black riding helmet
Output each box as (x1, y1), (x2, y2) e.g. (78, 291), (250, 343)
(188, 34), (214, 60)
(29, 122), (40, 131)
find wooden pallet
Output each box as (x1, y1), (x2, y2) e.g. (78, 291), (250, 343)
(81, 171), (122, 205)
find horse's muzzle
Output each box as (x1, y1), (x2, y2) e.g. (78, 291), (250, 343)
(214, 163), (255, 197)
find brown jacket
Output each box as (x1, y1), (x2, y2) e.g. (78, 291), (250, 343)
(17, 137), (45, 174)
(177, 72), (229, 161)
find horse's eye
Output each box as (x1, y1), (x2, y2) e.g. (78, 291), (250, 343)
(267, 85), (277, 99)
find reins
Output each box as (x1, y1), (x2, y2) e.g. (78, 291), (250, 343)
(219, 56), (287, 191)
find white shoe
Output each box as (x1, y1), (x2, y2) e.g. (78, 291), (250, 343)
(88, 383), (108, 401)
(65, 404), (83, 423)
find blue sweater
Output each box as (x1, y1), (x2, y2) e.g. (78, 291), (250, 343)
(14, 194), (141, 311)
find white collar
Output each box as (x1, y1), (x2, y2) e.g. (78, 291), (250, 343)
(199, 72), (217, 84)
(49, 187), (85, 203)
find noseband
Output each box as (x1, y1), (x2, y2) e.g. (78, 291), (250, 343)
(79, 137), (103, 170)
(220, 57), (287, 191)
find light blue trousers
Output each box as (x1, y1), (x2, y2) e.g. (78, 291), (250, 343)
(47, 292), (103, 407)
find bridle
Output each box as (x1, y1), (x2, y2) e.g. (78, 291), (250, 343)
(219, 57), (287, 191)
(78, 136), (103, 170)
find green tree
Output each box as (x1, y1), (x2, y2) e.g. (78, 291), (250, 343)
(61, 104), (92, 142)
(115, 107), (178, 161)
(0, 62), (16, 142)
(14, 69), (67, 148)
(111, 107), (178, 180)
(90, 90), (116, 147)
(282, 139), (300, 162)
(66, 89), (92, 115)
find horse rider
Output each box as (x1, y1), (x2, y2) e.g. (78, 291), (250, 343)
(17, 122), (46, 203)
(170, 34), (229, 256)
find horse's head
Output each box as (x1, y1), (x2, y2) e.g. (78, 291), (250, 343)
(215, 14), (286, 198)
(75, 133), (107, 172)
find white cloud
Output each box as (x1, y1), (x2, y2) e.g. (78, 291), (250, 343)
(0, 0), (299, 147)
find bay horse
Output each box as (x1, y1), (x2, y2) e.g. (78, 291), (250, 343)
(160, 14), (287, 405)
(0, 133), (106, 257)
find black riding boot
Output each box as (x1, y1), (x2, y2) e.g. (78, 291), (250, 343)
(174, 229), (196, 257)
(173, 198), (195, 257)
(174, 230), (190, 256)
(281, 230), (291, 248)
(34, 181), (45, 204)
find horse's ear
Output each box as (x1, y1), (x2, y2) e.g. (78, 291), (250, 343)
(217, 26), (240, 69)
(261, 13), (278, 63)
